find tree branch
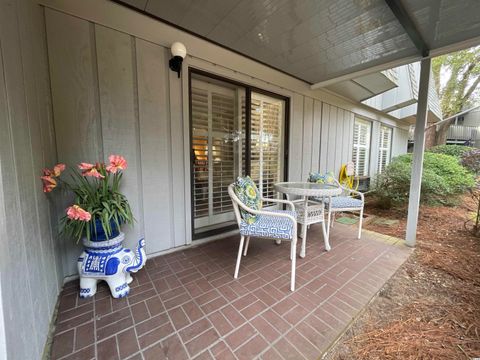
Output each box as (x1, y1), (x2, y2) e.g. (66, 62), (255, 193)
(462, 75), (480, 102)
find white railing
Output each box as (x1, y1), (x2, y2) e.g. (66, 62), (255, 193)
(447, 125), (480, 141)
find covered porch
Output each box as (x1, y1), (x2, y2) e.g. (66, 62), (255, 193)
(1, 0), (480, 359)
(51, 224), (409, 359)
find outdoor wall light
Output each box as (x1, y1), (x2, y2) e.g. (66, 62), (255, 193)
(169, 42), (187, 78)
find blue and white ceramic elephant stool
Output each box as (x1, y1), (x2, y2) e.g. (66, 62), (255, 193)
(77, 233), (147, 298)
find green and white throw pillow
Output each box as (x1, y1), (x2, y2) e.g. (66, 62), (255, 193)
(234, 176), (262, 224)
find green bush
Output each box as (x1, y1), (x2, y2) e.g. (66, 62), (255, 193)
(427, 144), (475, 159)
(373, 152), (475, 207)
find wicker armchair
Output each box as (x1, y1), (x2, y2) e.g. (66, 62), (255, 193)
(310, 176), (364, 239)
(228, 183), (298, 291)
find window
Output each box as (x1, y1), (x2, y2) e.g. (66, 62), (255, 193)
(190, 72), (287, 239)
(352, 118), (371, 176)
(377, 125), (392, 173)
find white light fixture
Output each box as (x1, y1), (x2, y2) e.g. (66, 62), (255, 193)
(169, 42), (187, 78)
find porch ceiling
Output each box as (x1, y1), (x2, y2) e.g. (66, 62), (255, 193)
(115, 0), (480, 85)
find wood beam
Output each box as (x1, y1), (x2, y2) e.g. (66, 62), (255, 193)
(405, 58), (431, 246)
(385, 0), (429, 57)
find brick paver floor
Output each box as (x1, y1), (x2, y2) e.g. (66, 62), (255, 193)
(50, 223), (411, 360)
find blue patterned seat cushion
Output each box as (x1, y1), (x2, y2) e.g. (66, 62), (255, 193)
(316, 196), (363, 209)
(240, 210), (296, 239)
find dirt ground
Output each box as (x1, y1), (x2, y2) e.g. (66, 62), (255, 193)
(326, 194), (480, 360)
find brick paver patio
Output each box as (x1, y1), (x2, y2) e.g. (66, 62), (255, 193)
(50, 223), (410, 360)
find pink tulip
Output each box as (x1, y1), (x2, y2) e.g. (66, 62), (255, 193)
(66, 205), (91, 221)
(41, 175), (57, 193)
(106, 155), (127, 174)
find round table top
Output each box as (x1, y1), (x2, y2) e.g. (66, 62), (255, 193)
(274, 182), (342, 197)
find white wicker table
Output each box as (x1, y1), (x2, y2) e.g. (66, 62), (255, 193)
(274, 182), (342, 257)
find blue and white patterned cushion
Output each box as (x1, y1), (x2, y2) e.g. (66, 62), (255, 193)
(240, 210), (296, 239)
(318, 196), (363, 209)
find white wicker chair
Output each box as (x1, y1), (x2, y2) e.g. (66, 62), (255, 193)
(228, 184), (298, 291)
(314, 178), (364, 239)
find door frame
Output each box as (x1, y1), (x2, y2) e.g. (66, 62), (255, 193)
(188, 68), (290, 240)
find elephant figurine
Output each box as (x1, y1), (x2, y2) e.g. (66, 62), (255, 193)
(77, 233), (147, 298)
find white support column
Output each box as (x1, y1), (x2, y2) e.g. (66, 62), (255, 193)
(406, 58), (431, 246)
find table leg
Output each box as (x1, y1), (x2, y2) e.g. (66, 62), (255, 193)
(326, 197), (332, 240)
(300, 196), (308, 258)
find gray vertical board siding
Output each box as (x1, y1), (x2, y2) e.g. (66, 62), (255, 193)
(327, 105), (338, 172)
(319, 103), (330, 173)
(136, 39), (175, 253)
(346, 111), (355, 165)
(0, 1), (61, 358)
(168, 58), (187, 248)
(95, 24), (144, 251)
(301, 97), (314, 179)
(334, 108), (345, 176)
(17, 0), (59, 309)
(45, 9), (103, 275)
(289, 93), (304, 181)
(392, 127), (409, 158)
(45, 11), (190, 261)
(311, 100), (322, 173)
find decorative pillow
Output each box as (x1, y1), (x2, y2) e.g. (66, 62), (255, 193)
(234, 176), (262, 224)
(308, 171), (336, 184)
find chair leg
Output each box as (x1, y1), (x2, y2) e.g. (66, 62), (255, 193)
(300, 222), (307, 258)
(331, 212), (335, 228)
(358, 207), (364, 239)
(290, 237), (297, 291)
(234, 235), (245, 279)
(243, 236), (250, 256)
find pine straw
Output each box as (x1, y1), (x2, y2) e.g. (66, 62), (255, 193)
(330, 194), (480, 359)
(348, 297), (480, 360)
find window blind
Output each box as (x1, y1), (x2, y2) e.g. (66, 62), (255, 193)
(191, 80), (241, 229)
(352, 118), (371, 177)
(377, 125), (392, 174)
(250, 94), (283, 204)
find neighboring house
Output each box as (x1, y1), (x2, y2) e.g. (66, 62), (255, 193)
(446, 107), (480, 147)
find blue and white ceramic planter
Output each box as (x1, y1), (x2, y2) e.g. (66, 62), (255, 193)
(88, 218), (120, 242)
(77, 232), (147, 298)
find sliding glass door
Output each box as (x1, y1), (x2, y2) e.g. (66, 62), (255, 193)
(190, 71), (288, 239)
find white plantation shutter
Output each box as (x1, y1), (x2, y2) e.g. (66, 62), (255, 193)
(191, 79), (241, 229)
(352, 118), (371, 176)
(377, 125), (392, 173)
(250, 94), (284, 203)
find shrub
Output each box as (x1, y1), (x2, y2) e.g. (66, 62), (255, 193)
(461, 148), (480, 174)
(427, 144), (475, 159)
(373, 152), (475, 207)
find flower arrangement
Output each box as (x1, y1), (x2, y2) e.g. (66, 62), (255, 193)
(41, 155), (134, 243)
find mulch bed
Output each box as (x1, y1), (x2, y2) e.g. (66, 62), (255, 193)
(326, 194), (480, 359)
